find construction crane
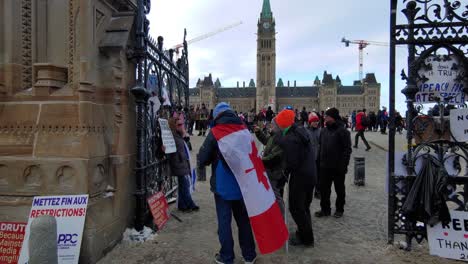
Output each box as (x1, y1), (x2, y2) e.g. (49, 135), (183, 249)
(341, 37), (390, 81)
(172, 21), (243, 55)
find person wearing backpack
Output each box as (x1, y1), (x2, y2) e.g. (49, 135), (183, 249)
(354, 109), (371, 151)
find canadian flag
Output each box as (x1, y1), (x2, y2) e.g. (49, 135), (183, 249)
(212, 123), (289, 254)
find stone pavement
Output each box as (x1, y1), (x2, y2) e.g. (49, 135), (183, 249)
(99, 130), (457, 264)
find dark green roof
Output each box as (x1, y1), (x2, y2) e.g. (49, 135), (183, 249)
(261, 0), (272, 19)
(277, 78), (284, 87)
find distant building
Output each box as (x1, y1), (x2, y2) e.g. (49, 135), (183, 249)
(189, 0), (381, 114)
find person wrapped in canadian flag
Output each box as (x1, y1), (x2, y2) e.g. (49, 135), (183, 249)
(198, 102), (288, 264)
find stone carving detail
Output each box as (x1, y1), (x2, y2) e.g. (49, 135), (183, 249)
(96, 9), (105, 28)
(68, 0), (75, 84)
(92, 164), (105, 190)
(0, 165), (7, 185)
(0, 124), (107, 136)
(56, 166), (75, 187)
(23, 165), (42, 186)
(21, 0), (33, 89)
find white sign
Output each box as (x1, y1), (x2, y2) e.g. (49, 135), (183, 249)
(416, 55), (466, 105)
(450, 108), (468, 142)
(427, 210), (468, 262)
(159, 118), (176, 154)
(18, 195), (89, 264)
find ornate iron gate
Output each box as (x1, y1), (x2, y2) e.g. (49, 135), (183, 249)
(131, 0), (190, 231)
(388, 0), (468, 249)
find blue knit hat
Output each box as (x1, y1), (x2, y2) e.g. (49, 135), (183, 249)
(213, 102), (231, 118)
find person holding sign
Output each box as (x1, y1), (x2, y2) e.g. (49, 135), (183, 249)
(164, 117), (199, 212)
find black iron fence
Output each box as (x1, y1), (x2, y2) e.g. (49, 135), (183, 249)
(130, 0), (189, 231)
(388, 0), (468, 249)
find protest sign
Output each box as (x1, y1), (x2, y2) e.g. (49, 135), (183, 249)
(416, 55), (466, 105)
(18, 195), (88, 264)
(147, 192), (169, 230)
(0, 222), (26, 264)
(450, 108), (468, 142)
(159, 118), (176, 154)
(427, 210), (468, 261)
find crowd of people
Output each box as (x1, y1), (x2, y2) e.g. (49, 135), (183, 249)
(163, 103), (400, 264)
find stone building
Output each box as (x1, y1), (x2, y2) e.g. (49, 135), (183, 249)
(1, 0), (138, 262)
(189, 0), (381, 114)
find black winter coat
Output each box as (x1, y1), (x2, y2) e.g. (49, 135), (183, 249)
(168, 133), (191, 177)
(319, 121), (352, 173)
(275, 124), (317, 187)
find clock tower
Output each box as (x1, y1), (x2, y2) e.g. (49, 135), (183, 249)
(256, 0), (276, 111)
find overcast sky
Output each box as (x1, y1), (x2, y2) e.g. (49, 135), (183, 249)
(147, 0), (411, 112)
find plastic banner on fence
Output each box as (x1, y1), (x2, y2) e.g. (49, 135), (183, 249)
(147, 192), (170, 230)
(0, 222), (27, 264)
(427, 210), (468, 262)
(18, 195), (88, 264)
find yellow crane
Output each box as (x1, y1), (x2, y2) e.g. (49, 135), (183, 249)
(172, 21), (243, 56)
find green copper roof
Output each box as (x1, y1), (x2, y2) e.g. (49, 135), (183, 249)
(277, 78), (284, 87)
(261, 0), (272, 19)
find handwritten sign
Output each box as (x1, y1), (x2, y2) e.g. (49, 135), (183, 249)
(147, 192), (170, 230)
(159, 118), (176, 154)
(427, 210), (468, 261)
(416, 55), (466, 105)
(450, 108), (468, 142)
(0, 222), (26, 264)
(18, 195), (88, 264)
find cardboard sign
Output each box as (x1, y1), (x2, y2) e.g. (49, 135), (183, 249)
(416, 55), (466, 105)
(450, 108), (468, 142)
(427, 210), (468, 261)
(0, 222), (27, 264)
(159, 118), (176, 154)
(18, 195), (88, 264)
(147, 192), (170, 230)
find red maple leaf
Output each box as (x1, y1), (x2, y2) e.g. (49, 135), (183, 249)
(245, 141), (270, 191)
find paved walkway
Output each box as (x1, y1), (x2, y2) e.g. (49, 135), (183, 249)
(99, 130), (457, 264)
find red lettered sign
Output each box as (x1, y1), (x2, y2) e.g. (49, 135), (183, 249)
(0, 222), (27, 264)
(147, 192), (169, 230)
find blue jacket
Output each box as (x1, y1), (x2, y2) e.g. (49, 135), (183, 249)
(198, 110), (243, 200)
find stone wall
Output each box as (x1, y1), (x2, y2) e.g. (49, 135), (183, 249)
(0, 1), (137, 263)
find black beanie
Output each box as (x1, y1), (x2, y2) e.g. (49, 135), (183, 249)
(325, 107), (340, 121)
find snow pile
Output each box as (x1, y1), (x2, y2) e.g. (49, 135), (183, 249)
(122, 227), (157, 243)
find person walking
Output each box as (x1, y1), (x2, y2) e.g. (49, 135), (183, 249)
(254, 121), (287, 216)
(315, 108), (352, 218)
(274, 109), (317, 247)
(188, 105), (196, 136)
(354, 109), (371, 151)
(307, 112), (321, 199)
(198, 103), (257, 264)
(165, 117), (199, 212)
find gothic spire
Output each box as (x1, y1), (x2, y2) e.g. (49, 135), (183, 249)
(261, 0), (272, 19)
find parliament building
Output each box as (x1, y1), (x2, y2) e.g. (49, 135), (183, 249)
(189, 0), (381, 114)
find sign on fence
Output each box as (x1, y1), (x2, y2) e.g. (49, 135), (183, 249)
(147, 192), (170, 230)
(18, 195), (88, 264)
(416, 55), (466, 105)
(450, 108), (468, 142)
(0, 222), (27, 264)
(427, 210), (468, 262)
(159, 118), (176, 154)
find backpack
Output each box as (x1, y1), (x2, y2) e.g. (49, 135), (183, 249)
(361, 115), (369, 127)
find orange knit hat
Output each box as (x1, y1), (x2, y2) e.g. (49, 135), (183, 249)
(275, 109), (295, 129)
